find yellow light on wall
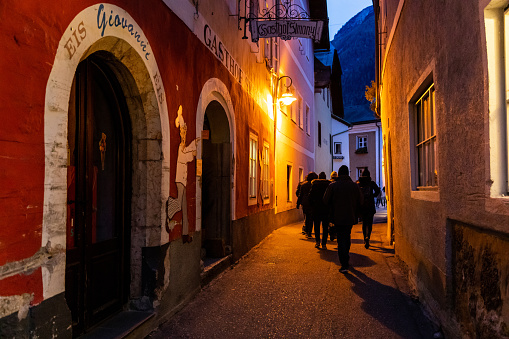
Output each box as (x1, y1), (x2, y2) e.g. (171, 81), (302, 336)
(279, 91), (297, 106)
(277, 76), (296, 106)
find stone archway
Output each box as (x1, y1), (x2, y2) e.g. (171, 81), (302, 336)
(195, 78), (236, 230)
(43, 4), (169, 303)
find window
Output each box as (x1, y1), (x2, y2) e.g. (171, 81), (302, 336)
(273, 37), (279, 71)
(249, 134), (258, 203)
(357, 135), (367, 149)
(263, 0), (279, 73)
(290, 98), (296, 122)
(318, 121), (322, 147)
(357, 167), (367, 180)
(414, 84), (437, 188)
(287, 164), (292, 202)
(484, 3), (509, 196)
(262, 142), (270, 201)
(305, 105), (310, 135)
(299, 167), (304, 183)
(334, 142), (342, 154)
(298, 94), (303, 129)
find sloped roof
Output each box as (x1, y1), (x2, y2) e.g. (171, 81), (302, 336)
(344, 105), (379, 124)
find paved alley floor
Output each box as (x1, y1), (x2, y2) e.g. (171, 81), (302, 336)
(146, 219), (437, 339)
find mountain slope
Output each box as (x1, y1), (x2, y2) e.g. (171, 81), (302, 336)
(331, 6), (376, 123)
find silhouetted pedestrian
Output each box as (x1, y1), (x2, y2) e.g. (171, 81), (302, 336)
(323, 165), (362, 273)
(358, 169), (380, 249)
(328, 171), (338, 242)
(297, 172), (317, 238)
(296, 179), (307, 235)
(309, 172), (330, 249)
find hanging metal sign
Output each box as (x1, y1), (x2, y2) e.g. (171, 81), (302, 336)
(251, 19), (323, 42)
(236, 0), (325, 42)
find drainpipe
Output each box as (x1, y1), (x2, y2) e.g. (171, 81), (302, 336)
(331, 126), (353, 172)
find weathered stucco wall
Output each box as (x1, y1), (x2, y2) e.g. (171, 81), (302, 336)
(379, 0), (509, 336)
(452, 221), (509, 338)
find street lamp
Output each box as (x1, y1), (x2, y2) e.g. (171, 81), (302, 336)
(276, 75), (296, 106)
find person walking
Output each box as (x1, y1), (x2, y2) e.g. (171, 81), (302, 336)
(308, 172), (331, 249)
(358, 169), (380, 249)
(296, 179), (307, 235)
(297, 172), (317, 238)
(323, 165), (362, 273)
(328, 171), (338, 242)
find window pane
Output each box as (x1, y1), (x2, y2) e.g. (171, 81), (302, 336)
(415, 84), (436, 188)
(418, 145), (424, 186)
(430, 89), (435, 137)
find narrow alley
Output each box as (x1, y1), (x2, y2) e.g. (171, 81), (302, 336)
(146, 210), (438, 339)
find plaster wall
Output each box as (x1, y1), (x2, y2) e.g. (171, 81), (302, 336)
(378, 0), (509, 336)
(349, 131), (377, 182)
(314, 90), (333, 176)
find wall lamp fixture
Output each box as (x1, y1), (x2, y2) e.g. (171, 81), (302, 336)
(277, 75), (297, 106)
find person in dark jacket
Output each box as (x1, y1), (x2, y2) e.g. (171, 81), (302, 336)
(328, 171), (338, 242)
(357, 169), (380, 249)
(297, 172), (318, 238)
(323, 165), (363, 273)
(296, 179), (307, 235)
(308, 172), (331, 249)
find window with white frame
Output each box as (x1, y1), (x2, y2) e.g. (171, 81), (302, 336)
(357, 135), (367, 150)
(305, 104), (310, 135)
(334, 142), (342, 154)
(249, 133), (258, 203)
(299, 167), (304, 183)
(298, 94), (303, 129)
(484, 3), (509, 196)
(414, 83), (437, 188)
(262, 142), (270, 201)
(286, 164), (292, 202)
(290, 98), (296, 122)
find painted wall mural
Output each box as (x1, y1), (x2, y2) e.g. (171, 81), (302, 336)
(166, 105), (200, 243)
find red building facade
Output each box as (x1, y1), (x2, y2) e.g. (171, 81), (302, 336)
(0, 1), (320, 336)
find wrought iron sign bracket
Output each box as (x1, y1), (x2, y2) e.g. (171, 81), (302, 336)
(234, 0), (324, 42)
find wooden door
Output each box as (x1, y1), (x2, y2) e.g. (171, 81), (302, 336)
(66, 56), (130, 336)
(201, 107), (231, 258)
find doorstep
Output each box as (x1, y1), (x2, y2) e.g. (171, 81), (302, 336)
(79, 310), (154, 339)
(200, 255), (233, 287)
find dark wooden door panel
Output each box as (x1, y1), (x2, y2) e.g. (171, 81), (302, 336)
(66, 55), (130, 336)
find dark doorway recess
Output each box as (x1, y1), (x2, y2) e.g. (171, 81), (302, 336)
(66, 53), (131, 337)
(201, 100), (232, 265)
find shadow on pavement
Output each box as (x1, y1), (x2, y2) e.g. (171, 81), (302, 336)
(344, 267), (425, 338)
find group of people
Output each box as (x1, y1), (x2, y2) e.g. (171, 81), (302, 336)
(296, 165), (380, 273)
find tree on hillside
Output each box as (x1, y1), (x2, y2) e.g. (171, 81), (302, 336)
(365, 80), (378, 118)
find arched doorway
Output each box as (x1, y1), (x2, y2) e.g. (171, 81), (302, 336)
(65, 53), (131, 336)
(201, 100), (231, 261)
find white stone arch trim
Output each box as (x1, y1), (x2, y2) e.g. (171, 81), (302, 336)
(43, 4), (170, 300)
(195, 78), (237, 229)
